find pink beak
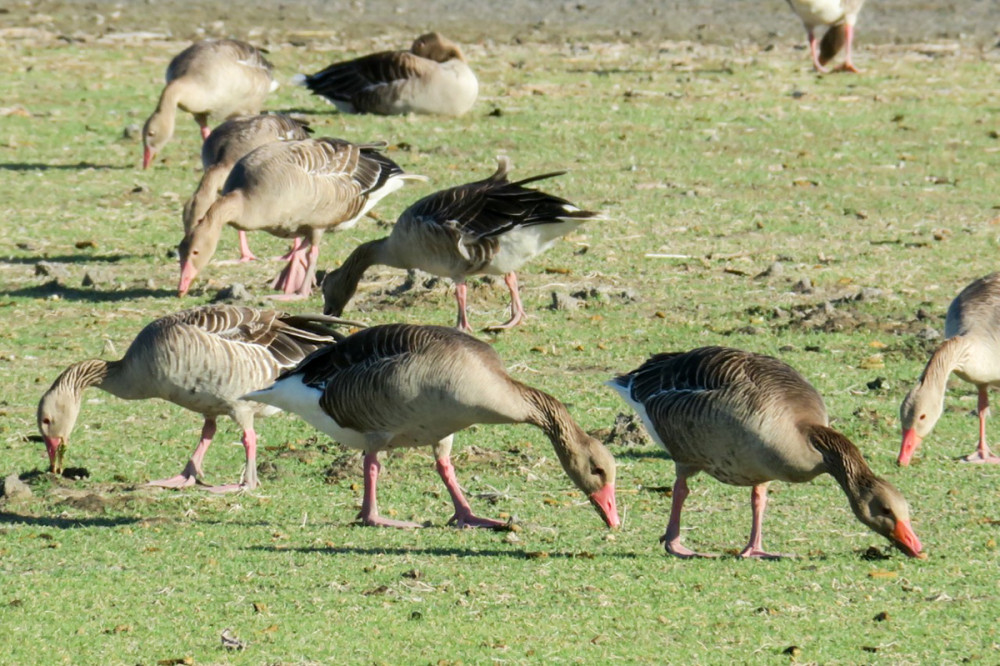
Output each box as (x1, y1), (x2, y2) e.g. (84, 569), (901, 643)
(898, 428), (921, 466)
(45, 436), (64, 474)
(178, 260), (198, 297)
(589, 483), (620, 529)
(142, 146), (153, 170)
(890, 518), (923, 558)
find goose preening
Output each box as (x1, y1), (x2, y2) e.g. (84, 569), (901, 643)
(609, 346), (922, 559)
(36, 305), (353, 492)
(178, 138), (425, 299)
(244, 324), (619, 529)
(899, 273), (1000, 466)
(295, 32), (478, 116)
(183, 113), (313, 263)
(321, 157), (597, 332)
(142, 39), (277, 169)
(785, 0), (865, 73)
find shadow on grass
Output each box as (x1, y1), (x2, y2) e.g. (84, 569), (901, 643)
(0, 511), (141, 529)
(249, 544), (639, 560)
(0, 162), (131, 171)
(1, 254), (130, 265)
(611, 448), (671, 461)
(0, 281), (175, 302)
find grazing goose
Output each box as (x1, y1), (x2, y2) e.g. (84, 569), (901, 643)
(36, 305), (352, 492)
(244, 324), (619, 529)
(321, 157), (597, 331)
(296, 32), (478, 116)
(183, 113), (313, 263)
(899, 273), (1000, 466)
(785, 0), (865, 73)
(142, 39), (277, 169)
(609, 346), (922, 559)
(178, 138), (425, 299)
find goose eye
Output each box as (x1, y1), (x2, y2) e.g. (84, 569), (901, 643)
(918, 414), (926, 420)
(590, 466), (605, 480)
(41, 417), (51, 426)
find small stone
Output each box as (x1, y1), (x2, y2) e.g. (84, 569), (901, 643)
(81, 268), (112, 287)
(755, 262), (784, 279)
(873, 611), (889, 622)
(2, 474), (32, 501)
(122, 123), (141, 140)
(857, 287), (883, 301)
(211, 283), (252, 302)
(791, 278), (812, 294)
(550, 291), (581, 311)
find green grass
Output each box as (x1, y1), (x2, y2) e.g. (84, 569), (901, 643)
(2, 26), (1000, 666)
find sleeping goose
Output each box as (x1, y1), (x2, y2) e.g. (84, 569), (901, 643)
(295, 32), (477, 116)
(321, 156), (597, 331)
(785, 0), (865, 73)
(609, 346), (922, 559)
(178, 137), (425, 299)
(899, 273), (1000, 466)
(36, 305), (352, 492)
(244, 324), (619, 529)
(183, 113), (313, 263)
(142, 39), (277, 169)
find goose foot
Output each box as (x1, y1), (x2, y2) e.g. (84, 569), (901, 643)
(202, 482), (252, 494)
(147, 473), (198, 489)
(447, 512), (511, 530)
(660, 534), (716, 559)
(738, 547), (792, 560)
(961, 451), (1000, 464)
(357, 513), (425, 529)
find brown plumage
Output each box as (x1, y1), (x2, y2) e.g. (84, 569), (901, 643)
(609, 346), (922, 558)
(36, 305), (353, 491)
(142, 39), (276, 168)
(321, 157), (597, 331)
(899, 273), (1000, 466)
(297, 33), (477, 116)
(182, 113), (313, 262)
(245, 324), (619, 529)
(178, 138), (425, 299)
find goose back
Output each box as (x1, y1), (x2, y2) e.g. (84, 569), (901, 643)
(609, 347), (830, 485)
(166, 39), (275, 117)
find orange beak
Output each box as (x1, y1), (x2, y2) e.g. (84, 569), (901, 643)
(890, 518), (923, 558)
(45, 436), (65, 474)
(589, 483), (620, 529)
(898, 428), (921, 466)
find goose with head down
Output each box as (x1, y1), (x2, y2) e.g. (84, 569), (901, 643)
(609, 346), (922, 559)
(142, 39), (277, 169)
(36, 305), (352, 492)
(321, 157), (597, 332)
(179, 137), (425, 299)
(244, 324), (619, 529)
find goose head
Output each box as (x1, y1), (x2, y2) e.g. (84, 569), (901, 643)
(553, 434), (620, 528)
(37, 386), (80, 474)
(142, 110), (174, 169)
(177, 218), (221, 297)
(897, 383), (943, 466)
(411, 32), (464, 63)
(320, 266), (351, 316)
(849, 478), (923, 557)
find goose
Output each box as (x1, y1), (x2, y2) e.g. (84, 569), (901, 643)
(609, 346), (922, 559)
(178, 138), (425, 299)
(183, 113), (313, 263)
(295, 32), (478, 116)
(244, 324), (619, 529)
(36, 305), (353, 492)
(785, 0), (865, 73)
(321, 157), (597, 332)
(142, 39), (277, 169)
(899, 273), (1000, 466)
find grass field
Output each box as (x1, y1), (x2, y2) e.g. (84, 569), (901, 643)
(2, 20), (999, 666)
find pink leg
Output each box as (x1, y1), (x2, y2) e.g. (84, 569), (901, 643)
(454, 281), (473, 333)
(148, 417), (216, 489)
(236, 230), (257, 262)
(963, 387), (1000, 464)
(357, 452), (423, 528)
(276, 237), (303, 262)
(739, 484), (790, 559)
(660, 474), (715, 558)
(838, 24), (860, 73)
(270, 242), (309, 294)
(807, 29), (829, 73)
(205, 427), (260, 493)
(200, 125), (212, 141)
(484, 272), (526, 332)
(436, 456), (508, 529)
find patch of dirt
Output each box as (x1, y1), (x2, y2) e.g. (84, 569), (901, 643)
(592, 412), (652, 448)
(323, 452), (364, 485)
